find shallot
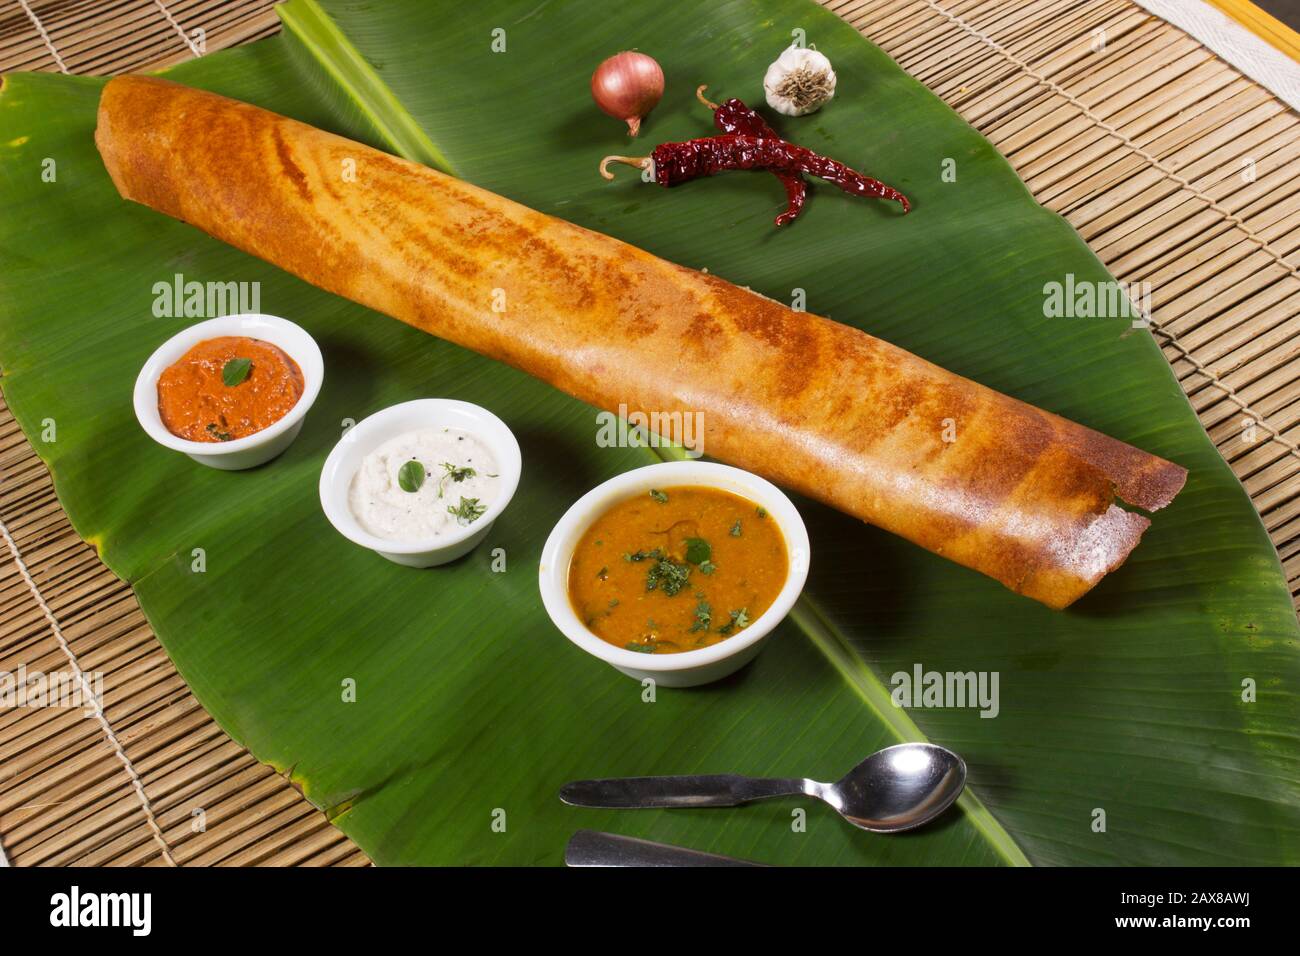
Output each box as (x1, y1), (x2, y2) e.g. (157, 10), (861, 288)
(591, 51), (664, 137)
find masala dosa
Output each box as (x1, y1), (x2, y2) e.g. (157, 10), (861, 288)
(95, 76), (1186, 608)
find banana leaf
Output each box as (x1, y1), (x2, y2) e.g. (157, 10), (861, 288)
(0, 0), (1296, 866)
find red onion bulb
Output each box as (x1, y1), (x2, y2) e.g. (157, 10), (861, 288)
(591, 51), (664, 137)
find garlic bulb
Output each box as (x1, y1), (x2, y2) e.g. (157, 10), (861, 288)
(763, 47), (836, 116)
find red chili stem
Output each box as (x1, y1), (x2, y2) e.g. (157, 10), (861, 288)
(695, 85), (720, 111)
(599, 154), (652, 180)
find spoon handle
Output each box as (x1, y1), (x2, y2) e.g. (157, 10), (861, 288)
(565, 830), (767, 867)
(560, 774), (810, 809)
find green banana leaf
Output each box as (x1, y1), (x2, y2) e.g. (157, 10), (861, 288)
(1, 0), (1296, 866)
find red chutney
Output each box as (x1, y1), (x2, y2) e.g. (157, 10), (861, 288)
(157, 336), (304, 442)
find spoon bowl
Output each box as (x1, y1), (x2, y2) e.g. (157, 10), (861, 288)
(819, 743), (967, 833)
(560, 742), (967, 834)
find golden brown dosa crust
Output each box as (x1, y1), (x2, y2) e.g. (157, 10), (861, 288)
(95, 76), (1187, 608)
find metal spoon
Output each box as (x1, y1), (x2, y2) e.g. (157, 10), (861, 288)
(560, 743), (966, 833)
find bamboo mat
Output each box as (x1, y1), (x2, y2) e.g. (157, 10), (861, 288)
(0, 0), (364, 868)
(0, 0), (1296, 867)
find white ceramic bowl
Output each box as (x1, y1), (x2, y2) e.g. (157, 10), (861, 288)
(319, 399), (522, 568)
(539, 461), (810, 688)
(133, 313), (324, 470)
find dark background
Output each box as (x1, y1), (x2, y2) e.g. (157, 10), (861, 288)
(1256, 0), (1300, 30)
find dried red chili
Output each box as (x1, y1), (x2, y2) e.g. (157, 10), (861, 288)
(698, 85), (779, 137)
(697, 85), (805, 226)
(599, 89), (909, 225)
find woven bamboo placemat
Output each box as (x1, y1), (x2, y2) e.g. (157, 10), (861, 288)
(0, 0), (1296, 867)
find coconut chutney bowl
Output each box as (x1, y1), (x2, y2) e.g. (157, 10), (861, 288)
(318, 398), (521, 568)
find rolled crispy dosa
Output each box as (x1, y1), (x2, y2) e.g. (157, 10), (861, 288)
(96, 76), (1186, 608)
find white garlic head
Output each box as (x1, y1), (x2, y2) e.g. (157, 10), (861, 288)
(763, 47), (836, 116)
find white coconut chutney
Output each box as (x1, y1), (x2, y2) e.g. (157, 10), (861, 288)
(349, 427), (499, 541)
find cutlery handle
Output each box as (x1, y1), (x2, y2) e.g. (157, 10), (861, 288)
(560, 774), (809, 809)
(565, 829), (766, 867)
